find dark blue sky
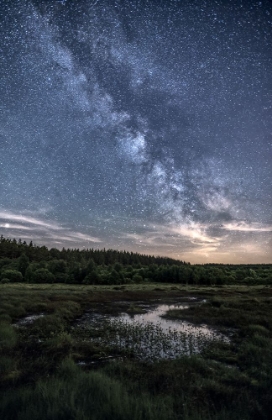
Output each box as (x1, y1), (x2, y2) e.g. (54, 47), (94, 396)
(1, 0), (272, 263)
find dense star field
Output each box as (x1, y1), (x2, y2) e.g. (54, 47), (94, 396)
(0, 0), (271, 263)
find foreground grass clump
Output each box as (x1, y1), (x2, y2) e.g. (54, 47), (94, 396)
(103, 357), (252, 420)
(0, 322), (17, 350)
(0, 358), (173, 420)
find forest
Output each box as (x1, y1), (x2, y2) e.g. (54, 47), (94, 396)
(1, 236), (272, 286)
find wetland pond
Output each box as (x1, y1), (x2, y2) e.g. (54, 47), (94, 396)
(75, 298), (230, 362)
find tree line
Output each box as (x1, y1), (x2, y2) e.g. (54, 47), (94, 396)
(0, 236), (271, 285)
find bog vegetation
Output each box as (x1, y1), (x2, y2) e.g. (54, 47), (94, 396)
(0, 236), (272, 419)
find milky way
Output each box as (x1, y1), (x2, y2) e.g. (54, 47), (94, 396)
(1, 0), (272, 263)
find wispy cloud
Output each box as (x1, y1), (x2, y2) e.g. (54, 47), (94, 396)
(119, 216), (272, 264)
(0, 223), (32, 231)
(170, 222), (220, 246)
(122, 221), (221, 251)
(0, 210), (101, 246)
(0, 211), (62, 230)
(222, 221), (272, 232)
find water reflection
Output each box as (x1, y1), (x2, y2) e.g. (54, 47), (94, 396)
(14, 313), (44, 326)
(77, 301), (229, 361)
(116, 303), (215, 338)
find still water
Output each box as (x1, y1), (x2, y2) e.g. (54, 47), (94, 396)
(114, 303), (216, 338)
(78, 300), (229, 361)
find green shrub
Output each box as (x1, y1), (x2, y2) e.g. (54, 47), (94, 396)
(0, 323), (17, 349)
(44, 333), (73, 356)
(246, 324), (270, 337)
(83, 270), (101, 284)
(0, 278), (10, 284)
(53, 273), (69, 283)
(55, 301), (80, 320)
(1, 270), (23, 282)
(31, 315), (65, 339)
(31, 269), (55, 283)
(9, 305), (27, 319)
(251, 334), (271, 349)
(243, 277), (257, 285)
(133, 274), (143, 283)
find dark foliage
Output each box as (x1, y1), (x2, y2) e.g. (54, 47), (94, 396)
(1, 236), (272, 285)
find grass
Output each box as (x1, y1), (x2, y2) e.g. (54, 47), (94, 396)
(0, 283), (272, 419)
(0, 322), (17, 349)
(126, 303), (147, 314)
(0, 358), (174, 420)
(164, 292), (272, 330)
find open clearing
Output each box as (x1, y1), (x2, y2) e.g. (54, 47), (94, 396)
(1, 283), (272, 419)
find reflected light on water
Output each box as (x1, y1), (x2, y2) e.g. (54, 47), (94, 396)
(115, 303), (217, 338)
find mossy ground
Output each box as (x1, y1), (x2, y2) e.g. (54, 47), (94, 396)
(1, 283), (272, 419)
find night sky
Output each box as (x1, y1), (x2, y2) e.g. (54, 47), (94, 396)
(1, 0), (272, 263)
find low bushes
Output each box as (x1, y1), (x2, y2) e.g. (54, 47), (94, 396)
(0, 358), (174, 420)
